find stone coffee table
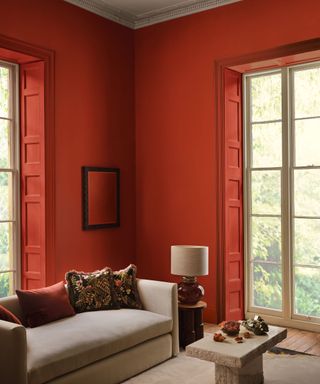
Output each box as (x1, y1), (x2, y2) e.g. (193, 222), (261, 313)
(186, 325), (287, 384)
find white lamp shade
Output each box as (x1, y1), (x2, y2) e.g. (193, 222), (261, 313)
(171, 245), (208, 277)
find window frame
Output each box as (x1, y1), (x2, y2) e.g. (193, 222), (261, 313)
(0, 60), (20, 295)
(244, 61), (320, 331)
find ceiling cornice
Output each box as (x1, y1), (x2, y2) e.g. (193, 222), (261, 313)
(64, 0), (241, 30)
(65, 0), (135, 29)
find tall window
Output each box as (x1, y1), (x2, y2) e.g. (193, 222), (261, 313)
(0, 61), (19, 296)
(245, 62), (320, 329)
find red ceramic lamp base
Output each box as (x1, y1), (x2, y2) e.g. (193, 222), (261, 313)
(177, 276), (204, 305)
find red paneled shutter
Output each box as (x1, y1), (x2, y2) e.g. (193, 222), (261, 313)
(223, 68), (244, 321)
(20, 61), (46, 289)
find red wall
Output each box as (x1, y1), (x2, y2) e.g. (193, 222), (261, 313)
(1, 0), (135, 280)
(2, 0), (320, 322)
(134, 0), (320, 322)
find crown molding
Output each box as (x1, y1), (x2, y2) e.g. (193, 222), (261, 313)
(134, 0), (241, 29)
(64, 0), (241, 29)
(65, 0), (135, 28)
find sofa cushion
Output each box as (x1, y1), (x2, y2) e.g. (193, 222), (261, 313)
(0, 304), (22, 324)
(26, 309), (172, 384)
(16, 281), (75, 327)
(113, 264), (142, 309)
(66, 268), (119, 312)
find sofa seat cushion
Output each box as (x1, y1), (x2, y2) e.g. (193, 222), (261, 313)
(26, 309), (172, 384)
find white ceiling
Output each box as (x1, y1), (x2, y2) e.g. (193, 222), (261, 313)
(65, 0), (241, 29)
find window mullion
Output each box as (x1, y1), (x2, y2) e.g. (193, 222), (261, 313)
(289, 67), (298, 322)
(281, 67), (291, 322)
(244, 75), (252, 313)
(251, 167), (282, 171)
(11, 63), (20, 291)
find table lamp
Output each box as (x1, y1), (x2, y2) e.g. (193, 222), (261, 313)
(171, 245), (208, 305)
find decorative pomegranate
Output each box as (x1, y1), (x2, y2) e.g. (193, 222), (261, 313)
(213, 332), (225, 342)
(220, 320), (240, 336)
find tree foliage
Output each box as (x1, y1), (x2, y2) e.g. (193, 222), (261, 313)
(0, 273), (9, 297)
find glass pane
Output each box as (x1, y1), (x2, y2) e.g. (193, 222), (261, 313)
(0, 272), (14, 297)
(294, 267), (320, 318)
(0, 67), (9, 118)
(294, 67), (320, 118)
(294, 169), (320, 217)
(251, 170), (281, 215)
(0, 119), (10, 168)
(253, 262), (282, 310)
(294, 219), (320, 266)
(0, 172), (13, 220)
(252, 122), (282, 167)
(295, 118), (320, 166)
(251, 73), (281, 122)
(252, 217), (281, 262)
(0, 223), (12, 271)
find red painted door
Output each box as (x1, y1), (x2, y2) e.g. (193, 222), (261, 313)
(20, 61), (46, 289)
(224, 68), (244, 321)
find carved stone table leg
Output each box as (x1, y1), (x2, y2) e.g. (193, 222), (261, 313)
(215, 355), (263, 384)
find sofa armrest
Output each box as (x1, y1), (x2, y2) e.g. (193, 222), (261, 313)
(137, 279), (179, 356)
(0, 320), (27, 384)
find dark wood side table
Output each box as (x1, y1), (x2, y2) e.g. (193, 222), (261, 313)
(178, 301), (207, 348)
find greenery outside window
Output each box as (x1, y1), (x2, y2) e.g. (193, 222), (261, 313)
(244, 62), (320, 329)
(0, 61), (20, 297)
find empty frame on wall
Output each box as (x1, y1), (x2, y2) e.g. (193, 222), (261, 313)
(82, 167), (120, 230)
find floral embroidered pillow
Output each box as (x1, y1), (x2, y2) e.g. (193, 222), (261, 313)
(113, 264), (143, 309)
(66, 268), (119, 313)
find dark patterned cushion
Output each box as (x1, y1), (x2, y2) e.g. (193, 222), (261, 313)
(65, 268), (119, 313)
(113, 264), (143, 309)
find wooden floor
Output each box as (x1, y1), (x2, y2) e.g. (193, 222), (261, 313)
(276, 327), (320, 356)
(204, 323), (320, 356)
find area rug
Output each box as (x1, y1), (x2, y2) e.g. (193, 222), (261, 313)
(124, 352), (320, 384)
(268, 346), (309, 355)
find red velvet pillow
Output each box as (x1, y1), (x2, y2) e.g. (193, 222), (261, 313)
(0, 304), (22, 325)
(16, 281), (75, 327)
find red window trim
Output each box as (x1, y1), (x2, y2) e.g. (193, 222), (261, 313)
(0, 33), (55, 287)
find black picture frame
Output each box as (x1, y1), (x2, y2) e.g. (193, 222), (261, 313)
(82, 166), (120, 230)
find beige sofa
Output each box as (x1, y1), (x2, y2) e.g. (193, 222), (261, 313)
(0, 279), (179, 384)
